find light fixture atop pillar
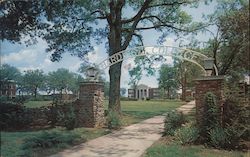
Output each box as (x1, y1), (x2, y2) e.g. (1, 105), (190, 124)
(86, 66), (99, 82)
(204, 58), (214, 76)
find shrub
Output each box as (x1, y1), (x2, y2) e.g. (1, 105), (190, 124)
(0, 96), (8, 102)
(208, 126), (241, 149)
(223, 96), (249, 141)
(199, 92), (221, 142)
(163, 110), (186, 136)
(21, 130), (83, 156)
(57, 106), (77, 130)
(209, 127), (228, 148)
(0, 102), (32, 130)
(175, 125), (199, 145)
(106, 111), (122, 129)
(23, 131), (81, 149)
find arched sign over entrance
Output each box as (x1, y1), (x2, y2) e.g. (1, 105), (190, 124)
(98, 46), (218, 76)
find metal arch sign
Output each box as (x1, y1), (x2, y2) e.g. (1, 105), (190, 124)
(98, 46), (218, 75)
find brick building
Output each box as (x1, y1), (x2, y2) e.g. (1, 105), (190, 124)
(0, 80), (16, 98)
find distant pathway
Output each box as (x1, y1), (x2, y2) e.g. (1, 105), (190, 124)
(50, 101), (195, 157)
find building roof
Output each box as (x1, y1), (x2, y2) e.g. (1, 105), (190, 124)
(136, 84), (149, 89)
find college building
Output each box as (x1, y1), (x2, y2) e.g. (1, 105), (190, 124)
(0, 80), (16, 98)
(128, 84), (160, 100)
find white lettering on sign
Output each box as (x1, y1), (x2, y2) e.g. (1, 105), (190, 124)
(97, 46), (216, 75)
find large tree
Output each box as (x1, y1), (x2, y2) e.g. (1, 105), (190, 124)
(174, 60), (203, 100)
(201, 0), (249, 78)
(0, 64), (21, 81)
(23, 69), (45, 98)
(1, 0), (204, 113)
(47, 68), (76, 98)
(158, 64), (179, 99)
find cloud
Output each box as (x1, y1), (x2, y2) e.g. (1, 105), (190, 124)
(19, 65), (41, 72)
(68, 61), (82, 72)
(87, 46), (108, 64)
(163, 37), (175, 46)
(2, 49), (38, 64)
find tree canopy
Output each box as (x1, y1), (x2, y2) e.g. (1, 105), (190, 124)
(0, 64), (21, 81)
(23, 69), (45, 98)
(200, 0), (249, 79)
(1, 0), (209, 113)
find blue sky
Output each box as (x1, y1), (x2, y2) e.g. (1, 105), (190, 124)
(1, 1), (217, 89)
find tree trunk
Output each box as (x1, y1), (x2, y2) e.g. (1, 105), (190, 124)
(182, 72), (187, 101)
(34, 86), (37, 98)
(109, 62), (122, 112)
(107, 1), (124, 113)
(167, 88), (170, 99)
(60, 88), (63, 102)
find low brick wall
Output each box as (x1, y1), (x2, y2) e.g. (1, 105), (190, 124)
(1, 82), (105, 130)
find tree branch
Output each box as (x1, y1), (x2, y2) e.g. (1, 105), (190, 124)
(135, 24), (187, 31)
(139, 15), (167, 24)
(91, 9), (107, 19)
(147, 1), (189, 8)
(122, 0), (153, 49)
(133, 33), (144, 46)
(121, 0), (153, 24)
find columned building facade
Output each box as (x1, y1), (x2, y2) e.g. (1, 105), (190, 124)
(128, 84), (160, 100)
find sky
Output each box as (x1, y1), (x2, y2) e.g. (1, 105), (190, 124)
(0, 1), (217, 90)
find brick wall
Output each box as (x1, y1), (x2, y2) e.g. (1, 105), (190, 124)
(195, 76), (225, 127)
(1, 82), (105, 130)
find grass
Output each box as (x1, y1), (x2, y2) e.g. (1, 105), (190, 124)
(120, 100), (184, 125)
(144, 141), (249, 157)
(24, 100), (52, 108)
(1, 127), (109, 157)
(2, 100), (183, 157)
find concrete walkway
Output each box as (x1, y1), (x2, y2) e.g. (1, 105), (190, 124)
(50, 101), (195, 157)
(177, 100), (196, 114)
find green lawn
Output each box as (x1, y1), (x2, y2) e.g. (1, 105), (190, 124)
(24, 100), (52, 108)
(144, 142), (249, 157)
(120, 100), (184, 125)
(2, 100), (183, 157)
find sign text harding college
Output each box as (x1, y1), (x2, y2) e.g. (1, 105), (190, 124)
(99, 46), (182, 69)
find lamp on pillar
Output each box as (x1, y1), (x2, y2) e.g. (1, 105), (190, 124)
(204, 58), (214, 76)
(86, 67), (99, 82)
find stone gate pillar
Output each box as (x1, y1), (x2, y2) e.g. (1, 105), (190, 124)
(194, 76), (225, 126)
(77, 82), (105, 128)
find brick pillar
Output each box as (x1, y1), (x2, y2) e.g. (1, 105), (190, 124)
(194, 76), (225, 127)
(78, 82), (105, 128)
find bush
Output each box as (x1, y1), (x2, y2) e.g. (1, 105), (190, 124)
(175, 125), (199, 145)
(199, 92), (221, 142)
(0, 102), (32, 130)
(209, 127), (228, 148)
(163, 110), (186, 136)
(106, 111), (122, 129)
(23, 131), (81, 149)
(208, 126), (241, 149)
(0, 96), (8, 102)
(57, 106), (77, 130)
(223, 96), (249, 141)
(21, 130), (83, 156)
